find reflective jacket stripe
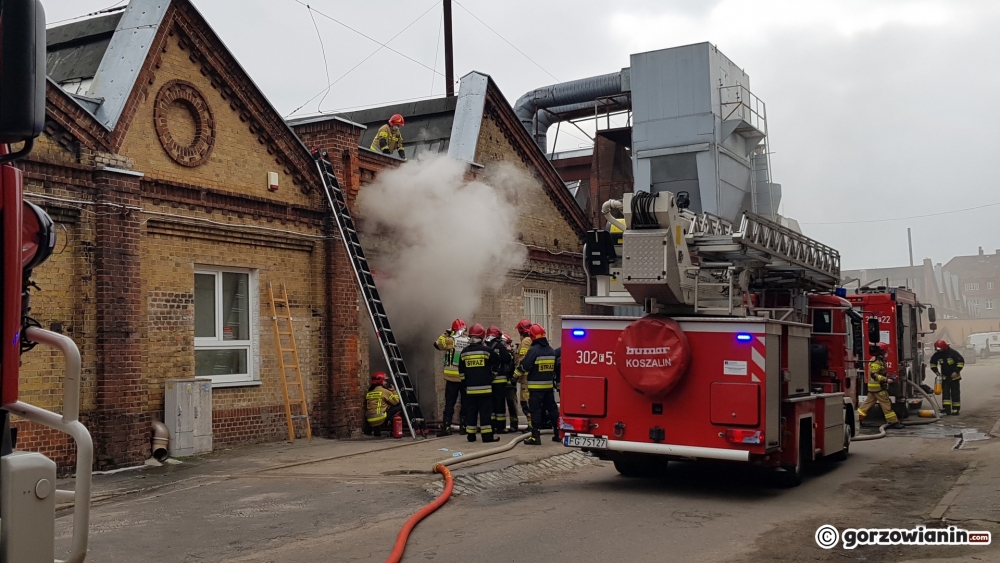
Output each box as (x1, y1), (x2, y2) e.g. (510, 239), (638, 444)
(527, 382), (554, 389)
(466, 385), (492, 394)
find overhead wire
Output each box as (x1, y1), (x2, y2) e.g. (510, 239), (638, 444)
(452, 0), (560, 82)
(802, 201), (1000, 225)
(286, 1), (442, 118)
(47, 1), (126, 28)
(305, 6), (334, 112)
(430, 11), (443, 95)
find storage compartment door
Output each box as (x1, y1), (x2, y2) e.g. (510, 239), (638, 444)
(710, 382), (760, 426)
(561, 376), (607, 417)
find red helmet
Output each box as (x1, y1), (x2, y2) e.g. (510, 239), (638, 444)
(451, 318), (466, 333)
(529, 324), (546, 340)
(371, 371), (387, 386)
(487, 325), (501, 338)
(501, 333), (512, 344)
(934, 339), (948, 350)
(516, 319), (532, 336)
(469, 323), (486, 339)
(876, 342), (890, 354)
(389, 114), (405, 127)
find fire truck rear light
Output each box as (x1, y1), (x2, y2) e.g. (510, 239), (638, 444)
(571, 329), (586, 337)
(736, 333), (752, 342)
(725, 428), (762, 444)
(560, 417), (591, 432)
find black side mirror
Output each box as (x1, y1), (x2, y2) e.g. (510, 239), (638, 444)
(929, 322), (937, 331)
(0, 0), (46, 150)
(927, 307), (936, 323)
(867, 317), (880, 343)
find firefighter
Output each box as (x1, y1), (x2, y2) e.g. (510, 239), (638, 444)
(930, 339), (964, 415)
(486, 325), (514, 433)
(365, 372), (401, 437)
(459, 323), (498, 442)
(501, 333), (521, 432)
(515, 324), (560, 445)
(514, 318), (534, 426)
(369, 113), (406, 159)
(858, 342), (905, 429)
(434, 318), (468, 437)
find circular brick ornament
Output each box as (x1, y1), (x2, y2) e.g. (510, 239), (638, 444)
(154, 80), (215, 167)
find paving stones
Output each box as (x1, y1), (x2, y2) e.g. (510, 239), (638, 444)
(424, 451), (599, 496)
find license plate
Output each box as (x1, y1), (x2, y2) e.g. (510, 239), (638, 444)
(564, 435), (608, 449)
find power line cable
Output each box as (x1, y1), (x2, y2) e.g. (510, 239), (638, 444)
(430, 12), (443, 95)
(801, 201), (1000, 225)
(286, 1), (441, 117)
(47, 1), (126, 27)
(452, 0), (559, 82)
(290, 0), (443, 76)
(305, 6), (334, 112)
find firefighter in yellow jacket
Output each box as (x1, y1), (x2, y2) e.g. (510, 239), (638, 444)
(369, 114), (405, 159)
(365, 372), (401, 437)
(513, 319), (534, 423)
(434, 318), (469, 436)
(858, 342), (905, 429)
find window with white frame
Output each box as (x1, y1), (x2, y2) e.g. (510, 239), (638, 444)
(523, 289), (549, 331)
(967, 282), (980, 291)
(194, 268), (257, 384)
(988, 300), (994, 310)
(989, 282), (995, 290)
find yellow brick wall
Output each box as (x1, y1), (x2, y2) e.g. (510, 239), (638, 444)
(118, 33), (318, 209)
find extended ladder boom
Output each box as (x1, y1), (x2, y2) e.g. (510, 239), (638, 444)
(312, 150), (425, 438)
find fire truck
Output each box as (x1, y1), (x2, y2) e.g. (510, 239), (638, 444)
(560, 192), (873, 485)
(845, 287), (936, 421)
(1, 2), (94, 562)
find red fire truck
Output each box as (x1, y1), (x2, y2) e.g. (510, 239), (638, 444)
(845, 287), (936, 421)
(563, 192), (867, 485)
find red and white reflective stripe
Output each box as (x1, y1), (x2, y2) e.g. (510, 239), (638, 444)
(750, 336), (766, 383)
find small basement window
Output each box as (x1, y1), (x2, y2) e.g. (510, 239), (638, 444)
(194, 268), (258, 385)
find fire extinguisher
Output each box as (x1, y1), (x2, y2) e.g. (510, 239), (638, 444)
(934, 374), (942, 395)
(392, 414), (403, 439)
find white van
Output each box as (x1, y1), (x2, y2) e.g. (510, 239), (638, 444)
(966, 332), (1000, 359)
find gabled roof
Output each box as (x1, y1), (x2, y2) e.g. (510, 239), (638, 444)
(46, 11), (123, 84)
(285, 71), (591, 236)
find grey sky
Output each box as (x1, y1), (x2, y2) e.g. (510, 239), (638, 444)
(46, 0), (1000, 270)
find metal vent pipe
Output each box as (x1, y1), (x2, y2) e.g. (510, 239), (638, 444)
(513, 69), (630, 152)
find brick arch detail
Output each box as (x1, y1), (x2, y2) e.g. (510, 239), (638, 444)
(153, 79), (216, 167)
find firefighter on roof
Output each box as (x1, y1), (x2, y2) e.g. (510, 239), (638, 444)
(858, 342), (905, 429)
(365, 372), (401, 437)
(516, 324), (560, 445)
(459, 324), (499, 442)
(486, 325), (515, 434)
(434, 318), (469, 437)
(369, 113), (406, 159)
(930, 339), (964, 415)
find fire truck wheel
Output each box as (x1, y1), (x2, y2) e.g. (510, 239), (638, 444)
(777, 434), (807, 487)
(613, 458), (643, 477)
(613, 455), (667, 478)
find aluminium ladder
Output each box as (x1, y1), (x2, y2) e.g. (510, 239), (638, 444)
(267, 282), (312, 442)
(312, 149), (426, 439)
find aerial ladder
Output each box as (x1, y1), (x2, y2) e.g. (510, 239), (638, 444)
(312, 150), (426, 438)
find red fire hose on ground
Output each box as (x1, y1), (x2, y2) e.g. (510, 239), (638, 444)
(385, 464), (454, 563)
(384, 430), (542, 562)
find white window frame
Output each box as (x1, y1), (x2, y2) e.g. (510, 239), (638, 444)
(989, 282), (995, 290)
(523, 289), (550, 332)
(968, 282), (980, 291)
(194, 267), (259, 386)
(988, 299), (994, 310)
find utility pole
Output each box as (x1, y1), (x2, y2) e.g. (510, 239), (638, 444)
(443, 0), (455, 97)
(907, 227), (914, 267)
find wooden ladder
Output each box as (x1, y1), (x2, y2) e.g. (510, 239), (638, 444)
(267, 282), (312, 442)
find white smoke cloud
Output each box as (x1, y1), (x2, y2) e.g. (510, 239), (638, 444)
(357, 154), (529, 342)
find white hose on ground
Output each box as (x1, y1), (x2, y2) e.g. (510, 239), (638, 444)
(853, 379), (942, 442)
(432, 429), (554, 471)
(601, 199), (626, 232)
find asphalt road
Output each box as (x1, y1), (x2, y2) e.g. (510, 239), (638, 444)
(57, 362), (1000, 563)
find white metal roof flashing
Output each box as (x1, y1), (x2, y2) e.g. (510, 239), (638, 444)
(87, 0), (170, 130)
(447, 71), (489, 165)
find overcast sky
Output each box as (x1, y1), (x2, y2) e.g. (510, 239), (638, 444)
(46, 0), (1000, 270)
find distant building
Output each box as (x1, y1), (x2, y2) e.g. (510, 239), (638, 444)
(944, 247), (1000, 319)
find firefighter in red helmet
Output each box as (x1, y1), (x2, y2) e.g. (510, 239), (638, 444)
(485, 325), (515, 433)
(514, 318), (534, 426)
(930, 339), (964, 415)
(459, 324), (499, 442)
(515, 324), (560, 445)
(370, 113), (406, 159)
(434, 318), (469, 436)
(365, 372), (401, 437)
(858, 342), (905, 429)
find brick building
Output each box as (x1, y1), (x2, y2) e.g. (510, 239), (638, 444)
(945, 247), (1000, 318)
(16, 0), (365, 469)
(292, 71), (591, 422)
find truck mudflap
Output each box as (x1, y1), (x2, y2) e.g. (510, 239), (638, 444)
(565, 435), (750, 462)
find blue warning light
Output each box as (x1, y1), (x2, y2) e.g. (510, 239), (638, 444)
(736, 333), (753, 342)
(571, 329), (586, 337)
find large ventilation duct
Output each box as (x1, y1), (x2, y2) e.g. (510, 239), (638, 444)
(513, 69), (630, 151)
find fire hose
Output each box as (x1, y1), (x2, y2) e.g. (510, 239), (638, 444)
(385, 429), (551, 562)
(853, 378), (942, 442)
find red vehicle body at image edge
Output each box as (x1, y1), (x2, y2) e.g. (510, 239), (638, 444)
(846, 288), (927, 418)
(558, 294), (860, 480)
